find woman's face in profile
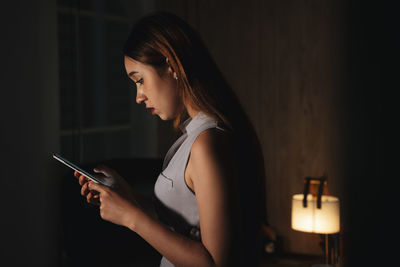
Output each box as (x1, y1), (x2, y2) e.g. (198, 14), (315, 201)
(124, 56), (182, 120)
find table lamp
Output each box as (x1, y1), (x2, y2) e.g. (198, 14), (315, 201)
(291, 176), (340, 265)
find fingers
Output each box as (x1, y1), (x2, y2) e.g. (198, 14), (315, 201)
(81, 182), (99, 197)
(74, 170), (89, 185)
(87, 191), (100, 206)
(75, 171), (102, 206)
(81, 182), (90, 196)
(80, 182), (100, 205)
(78, 175), (88, 186)
(94, 164), (117, 177)
(87, 181), (106, 194)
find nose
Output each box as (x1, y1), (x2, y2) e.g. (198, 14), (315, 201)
(136, 87), (146, 104)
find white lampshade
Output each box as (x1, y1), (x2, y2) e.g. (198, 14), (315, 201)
(291, 194), (340, 234)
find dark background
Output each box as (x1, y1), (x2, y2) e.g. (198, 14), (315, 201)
(0, 0), (393, 266)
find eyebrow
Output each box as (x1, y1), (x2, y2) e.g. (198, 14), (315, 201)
(128, 71), (138, 77)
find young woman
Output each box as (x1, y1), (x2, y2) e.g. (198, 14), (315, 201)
(76, 11), (266, 267)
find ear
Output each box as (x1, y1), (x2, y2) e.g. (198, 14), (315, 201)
(166, 57), (177, 78)
(165, 57), (173, 72)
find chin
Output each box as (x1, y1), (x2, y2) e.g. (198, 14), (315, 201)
(158, 113), (169, 121)
(158, 113), (176, 121)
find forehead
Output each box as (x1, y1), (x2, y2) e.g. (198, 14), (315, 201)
(124, 56), (158, 77)
(124, 56), (143, 71)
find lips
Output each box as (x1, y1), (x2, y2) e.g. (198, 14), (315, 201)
(146, 107), (155, 115)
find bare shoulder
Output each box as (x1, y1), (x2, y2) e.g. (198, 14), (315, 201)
(191, 128), (232, 157)
(189, 128), (234, 179)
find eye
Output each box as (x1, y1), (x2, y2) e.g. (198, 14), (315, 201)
(136, 78), (144, 85)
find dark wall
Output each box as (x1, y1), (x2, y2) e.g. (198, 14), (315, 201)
(1, 1), (60, 266)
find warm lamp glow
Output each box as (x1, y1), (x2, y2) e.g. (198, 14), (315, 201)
(291, 194), (340, 234)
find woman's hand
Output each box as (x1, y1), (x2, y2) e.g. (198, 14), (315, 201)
(87, 181), (139, 228)
(74, 165), (135, 206)
(74, 165), (140, 228)
(75, 170), (101, 205)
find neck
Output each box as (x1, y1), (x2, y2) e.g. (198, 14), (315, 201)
(185, 101), (201, 118)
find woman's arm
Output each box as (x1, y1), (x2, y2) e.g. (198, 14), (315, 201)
(186, 128), (236, 266)
(86, 128), (236, 267)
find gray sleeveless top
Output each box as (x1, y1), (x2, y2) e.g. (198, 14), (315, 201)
(154, 112), (224, 267)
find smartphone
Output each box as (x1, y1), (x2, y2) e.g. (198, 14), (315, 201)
(53, 153), (112, 187)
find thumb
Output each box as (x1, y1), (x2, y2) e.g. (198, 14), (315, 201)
(93, 165), (117, 177)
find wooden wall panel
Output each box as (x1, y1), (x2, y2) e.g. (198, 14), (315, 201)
(272, 1), (338, 254)
(154, 0), (347, 256)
